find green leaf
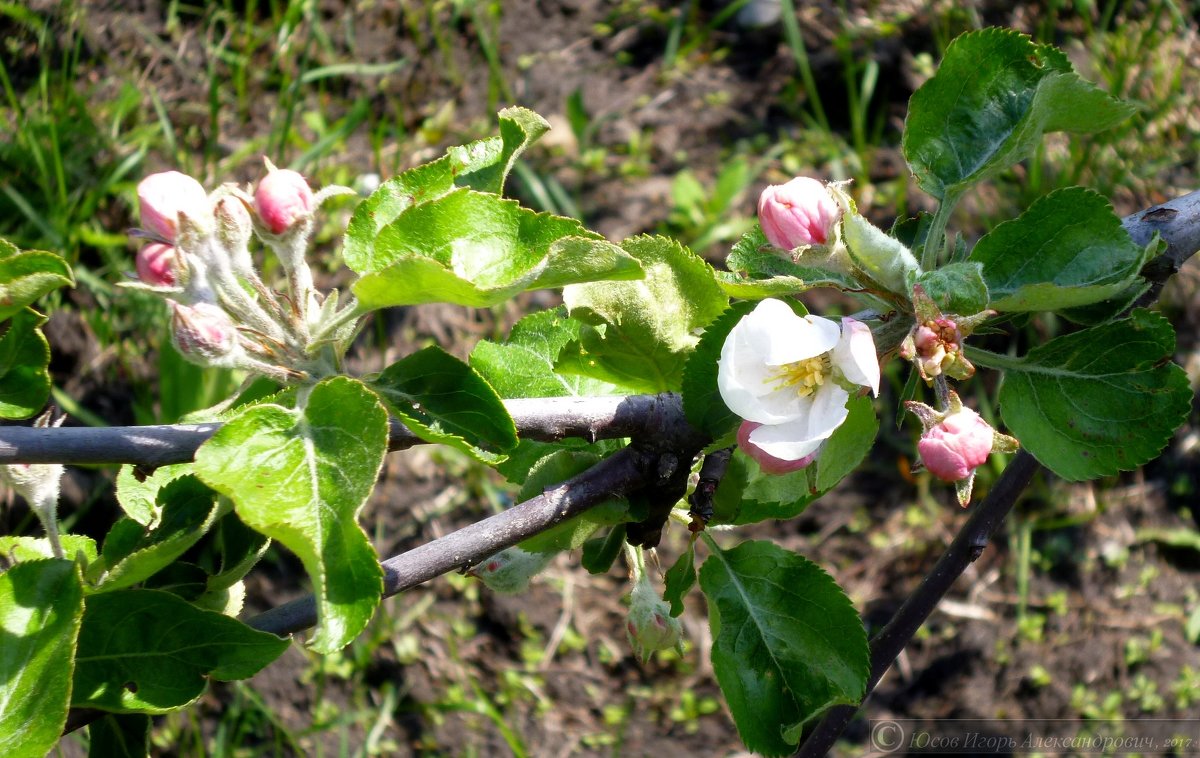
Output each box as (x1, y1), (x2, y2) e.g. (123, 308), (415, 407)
(115, 463), (193, 526)
(0, 559), (83, 758)
(0, 243), (73, 323)
(370, 346), (517, 464)
(723, 227), (859, 297)
(88, 714), (150, 758)
(713, 396), (877, 525)
(455, 105), (551, 194)
(903, 28), (1134, 202)
(558, 235), (728, 393)
(351, 190), (642, 309)
(343, 107), (549, 273)
(991, 310), (1191, 481)
(969, 188), (1154, 312)
(93, 477), (221, 593)
(699, 540), (868, 756)
(470, 307), (622, 398)
(0, 308), (51, 419)
(681, 301), (756, 438)
(663, 544), (696, 617)
(915, 262), (989, 315)
(0, 535), (96, 565)
(516, 451), (629, 553)
(194, 377), (387, 652)
(581, 524), (626, 575)
(72, 589), (289, 712)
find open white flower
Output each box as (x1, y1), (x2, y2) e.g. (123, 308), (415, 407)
(717, 298), (879, 464)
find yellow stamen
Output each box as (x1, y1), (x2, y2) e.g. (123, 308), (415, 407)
(767, 355), (831, 398)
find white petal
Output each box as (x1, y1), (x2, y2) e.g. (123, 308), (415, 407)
(747, 383), (850, 459)
(832, 318), (880, 396)
(742, 299), (839, 365)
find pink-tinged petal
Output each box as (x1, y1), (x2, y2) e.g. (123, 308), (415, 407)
(138, 171), (209, 242)
(135, 243), (177, 286)
(737, 422), (816, 474)
(757, 177), (840, 250)
(747, 421), (827, 463)
(746, 383), (848, 460)
(833, 317), (880, 395)
(255, 168), (315, 234)
(917, 406), (995, 482)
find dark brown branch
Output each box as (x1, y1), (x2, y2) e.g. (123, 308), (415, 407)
(247, 443), (656, 636)
(0, 394), (682, 466)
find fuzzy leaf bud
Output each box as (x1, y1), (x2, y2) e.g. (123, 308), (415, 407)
(626, 575), (683, 663)
(471, 547), (553, 594)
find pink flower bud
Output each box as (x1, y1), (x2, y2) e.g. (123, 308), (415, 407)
(737, 421), (815, 475)
(917, 406), (995, 482)
(255, 169), (314, 234)
(135, 243), (178, 286)
(626, 577), (682, 662)
(758, 176), (841, 250)
(137, 171), (209, 242)
(170, 302), (238, 363)
(215, 196), (254, 253)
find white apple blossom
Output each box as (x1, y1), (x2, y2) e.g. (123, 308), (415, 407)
(717, 298), (879, 464)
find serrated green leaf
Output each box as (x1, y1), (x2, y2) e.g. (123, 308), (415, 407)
(516, 451), (629, 553)
(343, 107), (549, 273)
(115, 462), (193, 526)
(470, 307), (623, 398)
(0, 535), (96, 565)
(663, 544), (696, 617)
(723, 227), (859, 297)
(351, 190), (641, 309)
(681, 301), (756, 438)
(0, 559), (83, 758)
(0, 247), (73, 323)
(903, 29), (1134, 202)
(97, 519), (147, 572)
(0, 307), (51, 419)
(969, 188), (1153, 312)
(991, 310), (1191, 481)
(194, 376), (387, 652)
(581, 524), (626, 575)
(713, 396), (877, 525)
(558, 235), (728, 393)
(699, 540), (868, 756)
(915, 262), (989, 315)
(370, 346), (517, 464)
(93, 477), (221, 593)
(72, 589), (289, 712)
(88, 713), (150, 758)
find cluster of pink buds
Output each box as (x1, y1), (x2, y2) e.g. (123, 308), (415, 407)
(905, 391), (1019, 506)
(126, 161), (358, 384)
(899, 286), (991, 383)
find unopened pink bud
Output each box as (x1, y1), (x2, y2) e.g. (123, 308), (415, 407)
(255, 169), (314, 234)
(138, 171), (209, 242)
(171, 302), (238, 362)
(917, 406), (995, 482)
(626, 577), (682, 662)
(737, 421), (815, 475)
(135, 243), (178, 286)
(758, 176), (840, 250)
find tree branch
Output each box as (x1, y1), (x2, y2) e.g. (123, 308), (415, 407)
(0, 394), (686, 466)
